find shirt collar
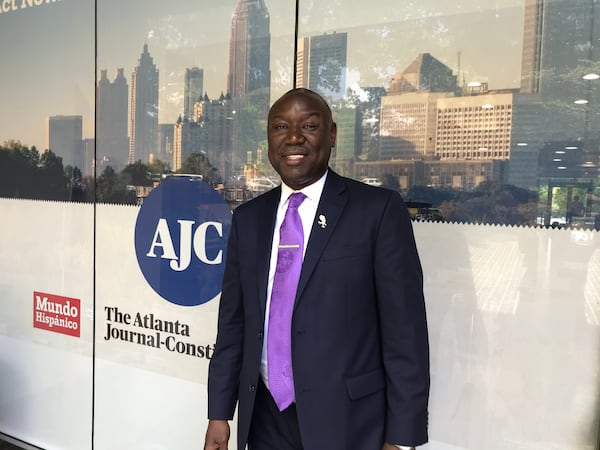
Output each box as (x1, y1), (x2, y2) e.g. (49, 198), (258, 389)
(280, 170), (328, 207)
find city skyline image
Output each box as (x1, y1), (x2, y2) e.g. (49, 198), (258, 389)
(2, 0), (598, 228)
(0, 0), (523, 153)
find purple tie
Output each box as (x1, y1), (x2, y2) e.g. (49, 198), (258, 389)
(268, 192), (306, 411)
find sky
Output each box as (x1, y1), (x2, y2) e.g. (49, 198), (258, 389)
(0, 0), (524, 151)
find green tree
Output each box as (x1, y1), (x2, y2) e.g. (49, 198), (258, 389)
(38, 150), (68, 200)
(406, 185), (457, 206)
(409, 182), (538, 225)
(0, 140), (41, 198)
(96, 165), (136, 204)
(122, 160), (153, 186)
(178, 152), (214, 182)
(148, 158), (170, 175)
(440, 182), (537, 225)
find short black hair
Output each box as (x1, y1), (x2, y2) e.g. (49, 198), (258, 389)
(272, 88), (333, 121)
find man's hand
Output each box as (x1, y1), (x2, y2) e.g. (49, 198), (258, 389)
(204, 420), (230, 450)
(382, 443), (415, 450)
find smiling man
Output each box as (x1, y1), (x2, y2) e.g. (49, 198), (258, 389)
(204, 88), (429, 450)
(266, 89), (336, 190)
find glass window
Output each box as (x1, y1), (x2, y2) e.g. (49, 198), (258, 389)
(293, 0), (600, 229)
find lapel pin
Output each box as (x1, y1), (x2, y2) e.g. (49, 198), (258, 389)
(318, 215), (327, 228)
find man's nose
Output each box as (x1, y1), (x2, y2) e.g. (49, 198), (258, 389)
(285, 127), (306, 144)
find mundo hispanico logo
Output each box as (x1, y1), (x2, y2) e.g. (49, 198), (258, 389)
(33, 291), (81, 337)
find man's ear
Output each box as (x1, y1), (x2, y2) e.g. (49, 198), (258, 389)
(331, 122), (337, 147)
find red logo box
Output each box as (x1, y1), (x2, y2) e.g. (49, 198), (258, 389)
(33, 291), (81, 337)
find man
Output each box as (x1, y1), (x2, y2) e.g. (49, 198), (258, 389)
(204, 88), (429, 450)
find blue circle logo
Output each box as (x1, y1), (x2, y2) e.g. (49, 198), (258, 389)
(134, 177), (231, 306)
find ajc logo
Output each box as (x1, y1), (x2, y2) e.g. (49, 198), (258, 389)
(134, 177), (232, 306)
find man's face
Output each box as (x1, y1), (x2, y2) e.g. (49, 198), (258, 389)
(267, 91), (337, 190)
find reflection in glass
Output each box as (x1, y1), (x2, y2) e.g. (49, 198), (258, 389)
(295, 0), (600, 229)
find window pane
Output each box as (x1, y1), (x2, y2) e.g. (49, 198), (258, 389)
(298, 0), (600, 230)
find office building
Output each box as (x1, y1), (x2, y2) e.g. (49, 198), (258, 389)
(332, 106), (358, 161)
(227, 0), (271, 103)
(172, 116), (203, 172)
(97, 68), (129, 171)
(129, 44), (159, 164)
(436, 91), (516, 160)
(83, 138), (95, 177)
(47, 115), (83, 171)
(171, 90), (235, 175)
(184, 67), (204, 120)
(379, 54), (456, 160)
(521, 0), (600, 144)
(295, 37), (309, 89)
(380, 92), (449, 160)
(308, 32), (348, 103)
(389, 53), (457, 94)
(227, 0), (271, 177)
(158, 123), (175, 167)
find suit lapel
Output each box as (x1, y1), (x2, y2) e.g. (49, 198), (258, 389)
(256, 187), (281, 316)
(295, 171), (347, 307)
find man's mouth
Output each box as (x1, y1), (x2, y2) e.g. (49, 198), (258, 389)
(284, 154), (305, 160)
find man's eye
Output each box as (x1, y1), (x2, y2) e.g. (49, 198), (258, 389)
(272, 124), (287, 129)
(303, 123), (318, 129)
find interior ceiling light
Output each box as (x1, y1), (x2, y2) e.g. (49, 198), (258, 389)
(517, 142), (528, 146)
(555, 150), (566, 154)
(565, 146), (578, 150)
(557, 166), (567, 169)
(553, 158), (562, 162)
(467, 81), (482, 87)
(574, 99), (589, 104)
(583, 73), (600, 80)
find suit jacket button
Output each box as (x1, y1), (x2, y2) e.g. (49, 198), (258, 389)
(249, 385), (256, 393)
(258, 331), (263, 339)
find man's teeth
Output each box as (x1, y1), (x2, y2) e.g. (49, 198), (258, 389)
(286, 155), (304, 159)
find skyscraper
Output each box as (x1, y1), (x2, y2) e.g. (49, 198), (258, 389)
(129, 44), (159, 164)
(332, 106), (358, 161)
(97, 68), (129, 171)
(171, 92), (235, 178)
(158, 123), (175, 167)
(388, 53), (457, 94)
(173, 116), (203, 172)
(520, 0), (600, 141)
(47, 115), (83, 171)
(227, 0), (271, 103)
(184, 67), (204, 120)
(520, 0), (600, 191)
(308, 32), (348, 103)
(227, 0), (271, 178)
(380, 92), (448, 160)
(379, 54), (456, 160)
(295, 37), (309, 89)
(195, 92), (234, 180)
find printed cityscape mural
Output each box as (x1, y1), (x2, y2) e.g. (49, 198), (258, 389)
(0, 0), (599, 229)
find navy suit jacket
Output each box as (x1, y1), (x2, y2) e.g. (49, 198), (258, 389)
(208, 170), (429, 450)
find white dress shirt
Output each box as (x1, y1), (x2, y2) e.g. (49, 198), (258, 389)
(260, 171), (327, 386)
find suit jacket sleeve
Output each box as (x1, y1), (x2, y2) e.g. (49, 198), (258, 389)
(376, 192), (430, 445)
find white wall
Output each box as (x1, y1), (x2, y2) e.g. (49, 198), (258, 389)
(1, 199), (598, 449)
